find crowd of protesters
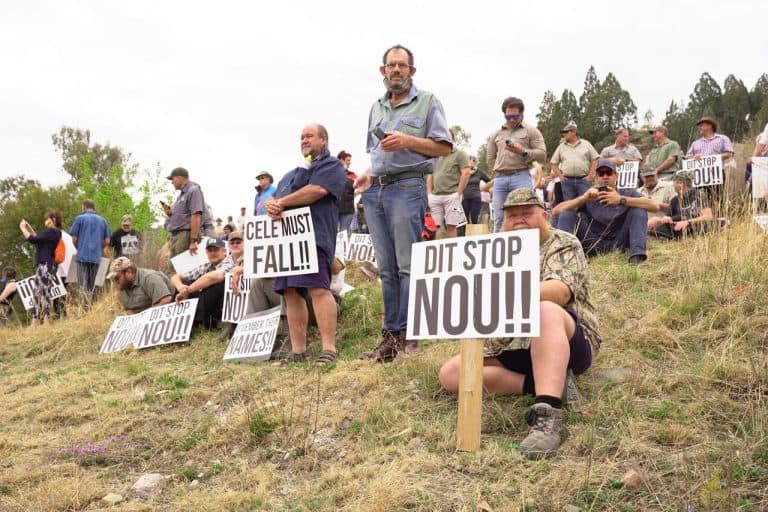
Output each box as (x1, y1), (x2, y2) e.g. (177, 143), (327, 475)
(3, 43), (767, 460)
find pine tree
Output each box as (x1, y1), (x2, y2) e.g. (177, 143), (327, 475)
(720, 75), (751, 141)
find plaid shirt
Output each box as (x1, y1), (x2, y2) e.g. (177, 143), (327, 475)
(181, 255), (234, 285)
(686, 134), (733, 157)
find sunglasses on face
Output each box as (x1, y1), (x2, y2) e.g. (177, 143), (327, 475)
(596, 169), (615, 177)
(505, 114), (522, 121)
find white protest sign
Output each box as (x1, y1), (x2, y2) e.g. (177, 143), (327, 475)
(406, 229), (540, 340)
(336, 231), (348, 261)
(66, 256), (110, 286)
(98, 299), (198, 354)
(243, 208), (317, 278)
(16, 273), (68, 310)
(751, 157), (768, 199)
(223, 305), (281, 362)
(682, 155), (723, 187)
(221, 273), (251, 324)
(170, 237), (213, 274)
(754, 215), (768, 232)
(346, 233), (377, 266)
(99, 311), (149, 354)
(616, 161), (639, 189)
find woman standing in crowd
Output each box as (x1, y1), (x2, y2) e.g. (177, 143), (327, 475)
(19, 209), (63, 326)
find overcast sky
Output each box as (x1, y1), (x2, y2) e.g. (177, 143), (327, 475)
(1, 0), (764, 222)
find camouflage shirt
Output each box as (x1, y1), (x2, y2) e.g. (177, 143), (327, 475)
(484, 228), (601, 357)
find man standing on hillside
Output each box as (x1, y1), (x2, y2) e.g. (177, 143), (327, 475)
(163, 167), (205, 258)
(70, 199), (111, 305)
(264, 123), (346, 365)
(427, 128), (471, 238)
(438, 188), (601, 459)
(550, 123), (599, 206)
(109, 214), (142, 258)
(645, 125), (682, 181)
(686, 117), (734, 212)
(600, 128), (642, 166)
(354, 44), (452, 362)
(486, 96), (547, 232)
(553, 160), (660, 264)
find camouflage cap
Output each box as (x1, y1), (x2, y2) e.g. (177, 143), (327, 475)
(503, 188), (545, 209)
(639, 165), (657, 177)
(673, 170), (694, 183)
(107, 257), (135, 279)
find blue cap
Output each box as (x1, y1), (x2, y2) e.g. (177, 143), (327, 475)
(206, 238), (226, 249)
(596, 159), (617, 172)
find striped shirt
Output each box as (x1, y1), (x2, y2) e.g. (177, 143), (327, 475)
(686, 134), (733, 157)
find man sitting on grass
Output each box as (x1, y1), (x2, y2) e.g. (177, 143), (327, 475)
(553, 159), (660, 264)
(438, 188), (601, 459)
(648, 170), (714, 239)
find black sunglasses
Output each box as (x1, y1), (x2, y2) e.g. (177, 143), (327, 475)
(596, 169), (615, 177)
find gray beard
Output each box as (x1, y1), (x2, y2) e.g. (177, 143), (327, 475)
(383, 76), (412, 94)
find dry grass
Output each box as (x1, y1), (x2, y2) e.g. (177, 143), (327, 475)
(1, 219), (767, 511)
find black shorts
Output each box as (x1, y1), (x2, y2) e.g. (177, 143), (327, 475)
(495, 307), (592, 376)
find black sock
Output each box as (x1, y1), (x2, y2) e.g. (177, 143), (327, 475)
(534, 395), (563, 409)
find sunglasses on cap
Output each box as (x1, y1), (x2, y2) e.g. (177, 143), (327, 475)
(596, 169), (615, 177)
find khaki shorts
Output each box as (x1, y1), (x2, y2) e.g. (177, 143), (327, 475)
(169, 230), (191, 258)
(428, 194), (467, 227)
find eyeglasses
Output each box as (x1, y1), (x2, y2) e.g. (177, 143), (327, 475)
(596, 169), (615, 177)
(384, 62), (411, 70)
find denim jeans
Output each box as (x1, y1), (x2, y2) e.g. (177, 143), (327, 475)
(556, 177), (592, 229)
(77, 261), (99, 305)
(338, 213), (354, 234)
(558, 208), (648, 261)
(362, 177), (427, 332)
(492, 172), (533, 232)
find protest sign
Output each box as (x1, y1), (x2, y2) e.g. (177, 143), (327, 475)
(616, 161), (639, 189)
(751, 156), (768, 199)
(682, 155), (723, 187)
(223, 305), (281, 362)
(99, 299), (198, 354)
(242, 208), (317, 278)
(221, 273), (251, 323)
(406, 229), (540, 340)
(170, 237), (213, 274)
(16, 273), (68, 310)
(66, 256), (110, 286)
(754, 215), (768, 232)
(336, 231), (348, 261)
(56, 231), (77, 280)
(346, 233), (377, 266)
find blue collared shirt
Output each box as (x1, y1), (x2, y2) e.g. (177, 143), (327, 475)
(69, 210), (111, 263)
(366, 84), (452, 176)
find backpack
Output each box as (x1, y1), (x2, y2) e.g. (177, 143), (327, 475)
(54, 237), (66, 265)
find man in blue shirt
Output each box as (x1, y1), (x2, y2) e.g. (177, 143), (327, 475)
(553, 160), (660, 264)
(355, 44), (452, 362)
(69, 199), (111, 305)
(264, 124), (346, 365)
(254, 171), (277, 216)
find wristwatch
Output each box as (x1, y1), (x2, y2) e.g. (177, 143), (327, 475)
(619, 197), (627, 206)
(522, 150), (529, 158)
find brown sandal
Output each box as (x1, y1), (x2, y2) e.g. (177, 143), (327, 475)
(315, 350), (338, 366)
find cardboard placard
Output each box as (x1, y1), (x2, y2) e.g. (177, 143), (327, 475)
(222, 305), (281, 362)
(616, 161), (639, 189)
(170, 237), (213, 274)
(242, 208), (317, 278)
(221, 273), (251, 324)
(682, 155), (723, 187)
(99, 299), (197, 354)
(16, 273), (68, 310)
(406, 229), (540, 340)
(346, 233), (377, 266)
(66, 256), (110, 286)
(751, 157), (768, 199)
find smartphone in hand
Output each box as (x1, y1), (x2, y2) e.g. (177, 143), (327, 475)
(373, 126), (388, 140)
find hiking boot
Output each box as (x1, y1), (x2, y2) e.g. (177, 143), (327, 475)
(628, 255), (645, 265)
(402, 336), (420, 355)
(562, 369), (582, 410)
(215, 322), (236, 342)
(360, 330), (401, 362)
(518, 403), (568, 459)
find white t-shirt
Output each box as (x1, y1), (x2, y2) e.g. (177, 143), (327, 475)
(758, 122), (768, 146)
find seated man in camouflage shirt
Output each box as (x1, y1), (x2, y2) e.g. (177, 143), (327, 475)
(439, 188), (601, 459)
(170, 238), (234, 328)
(108, 257), (174, 313)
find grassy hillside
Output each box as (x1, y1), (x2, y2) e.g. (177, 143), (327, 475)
(1, 217), (766, 511)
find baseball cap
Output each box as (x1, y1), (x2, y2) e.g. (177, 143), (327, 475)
(166, 167), (189, 180)
(639, 165), (656, 177)
(560, 123), (577, 133)
(673, 170), (694, 183)
(206, 238), (226, 249)
(648, 125), (668, 135)
(503, 188), (545, 209)
(107, 257), (135, 279)
(596, 159), (617, 172)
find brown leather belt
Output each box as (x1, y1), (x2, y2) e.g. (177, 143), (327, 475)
(495, 168), (529, 175)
